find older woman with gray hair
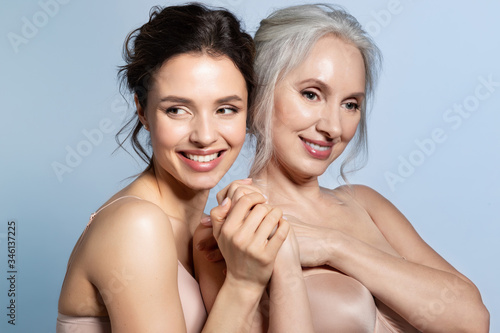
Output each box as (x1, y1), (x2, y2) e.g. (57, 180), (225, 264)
(195, 4), (489, 333)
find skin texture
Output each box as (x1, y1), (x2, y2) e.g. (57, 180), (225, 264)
(196, 35), (489, 332)
(138, 53), (248, 191)
(194, 181), (313, 333)
(270, 35), (364, 183)
(58, 53), (288, 332)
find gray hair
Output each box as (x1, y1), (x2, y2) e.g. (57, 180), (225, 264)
(248, 4), (382, 182)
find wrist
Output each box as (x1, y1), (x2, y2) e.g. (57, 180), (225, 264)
(324, 229), (345, 267)
(207, 279), (263, 332)
(223, 274), (266, 301)
(274, 256), (301, 275)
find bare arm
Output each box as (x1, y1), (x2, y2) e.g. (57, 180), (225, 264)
(87, 200), (187, 332)
(196, 181), (314, 333)
(196, 192), (290, 332)
(194, 225), (267, 332)
(86, 196), (285, 333)
(291, 185), (489, 333)
(267, 227), (314, 332)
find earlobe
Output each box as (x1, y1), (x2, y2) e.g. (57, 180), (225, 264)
(135, 94), (149, 131)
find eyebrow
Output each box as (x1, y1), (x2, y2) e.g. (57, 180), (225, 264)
(215, 95), (244, 104)
(159, 95), (243, 104)
(160, 96), (192, 104)
(299, 78), (332, 95)
(349, 92), (366, 99)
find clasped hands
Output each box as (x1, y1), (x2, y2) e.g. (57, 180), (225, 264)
(196, 179), (335, 273)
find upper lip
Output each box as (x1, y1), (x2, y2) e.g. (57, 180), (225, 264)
(300, 137), (334, 147)
(178, 149), (226, 155)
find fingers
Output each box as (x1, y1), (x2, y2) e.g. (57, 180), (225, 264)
(200, 215), (212, 227)
(205, 248), (224, 262)
(252, 207), (283, 241)
(216, 178), (252, 204)
(196, 229), (218, 251)
(211, 197), (231, 240)
(238, 204), (274, 236)
(217, 178), (266, 205)
(265, 218), (290, 255)
(221, 192), (267, 234)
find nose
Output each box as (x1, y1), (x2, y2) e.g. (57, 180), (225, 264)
(316, 105), (342, 140)
(190, 113), (218, 147)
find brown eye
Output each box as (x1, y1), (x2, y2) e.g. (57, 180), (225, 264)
(216, 107), (238, 115)
(166, 107), (187, 115)
(302, 91), (318, 101)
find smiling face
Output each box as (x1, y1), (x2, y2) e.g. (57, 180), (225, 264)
(271, 35), (366, 181)
(138, 52), (248, 191)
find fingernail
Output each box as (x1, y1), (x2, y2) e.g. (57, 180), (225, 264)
(196, 243), (204, 250)
(200, 216), (211, 226)
(221, 197), (229, 207)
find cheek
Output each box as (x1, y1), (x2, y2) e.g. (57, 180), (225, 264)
(342, 116), (361, 141)
(153, 122), (187, 148)
(221, 121), (246, 147)
(275, 98), (317, 131)
(271, 122), (291, 157)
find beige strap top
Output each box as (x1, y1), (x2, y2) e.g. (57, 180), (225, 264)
(56, 196), (207, 332)
(303, 268), (411, 332)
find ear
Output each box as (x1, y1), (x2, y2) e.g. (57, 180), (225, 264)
(135, 94), (149, 131)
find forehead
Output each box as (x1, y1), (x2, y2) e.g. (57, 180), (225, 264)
(151, 52), (247, 97)
(283, 35), (366, 92)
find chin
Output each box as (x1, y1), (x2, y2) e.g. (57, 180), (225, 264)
(292, 162), (330, 178)
(185, 175), (222, 191)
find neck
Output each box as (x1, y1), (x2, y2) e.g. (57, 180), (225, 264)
(252, 159), (323, 206)
(137, 167), (209, 234)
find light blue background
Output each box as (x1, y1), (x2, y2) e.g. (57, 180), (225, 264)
(1, 0), (498, 332)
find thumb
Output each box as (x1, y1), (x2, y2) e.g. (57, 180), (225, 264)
(210, 197), (231, 240)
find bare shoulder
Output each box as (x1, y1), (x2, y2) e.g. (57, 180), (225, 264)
(328, 184), (388, 210)
(73, 197), (187, 331)
(89, 197), (174, 245)
(334, 185), (468, 276)
(82, 197), (178, 281)
(332, 184), (413, 235)
(332, 184), (383, 200)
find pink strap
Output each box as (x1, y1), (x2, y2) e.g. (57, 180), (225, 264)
(87, 195), (142, 227)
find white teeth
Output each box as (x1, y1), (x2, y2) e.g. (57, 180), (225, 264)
(304, 141), (329, 151)
(186, 153), (218, 162)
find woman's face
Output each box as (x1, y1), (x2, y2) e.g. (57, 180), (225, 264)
(139, 53), (248, 190)
(271, 35), (366, 180)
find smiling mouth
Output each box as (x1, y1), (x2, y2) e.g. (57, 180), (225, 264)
(301, 138), (331, 151)
(183, 152), (221, 163)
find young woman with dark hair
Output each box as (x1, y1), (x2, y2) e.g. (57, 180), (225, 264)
(57, 4), (289, 332)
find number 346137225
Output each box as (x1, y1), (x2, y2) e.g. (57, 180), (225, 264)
(7, 221), (16, 269)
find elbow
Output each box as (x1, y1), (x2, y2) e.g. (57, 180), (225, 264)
(479, 305), (490, 333)
(467, 304), (490, 333)
(463, 283), (490, 333)
(455, 301), (490, 333)
(454, 279), (490, 333)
